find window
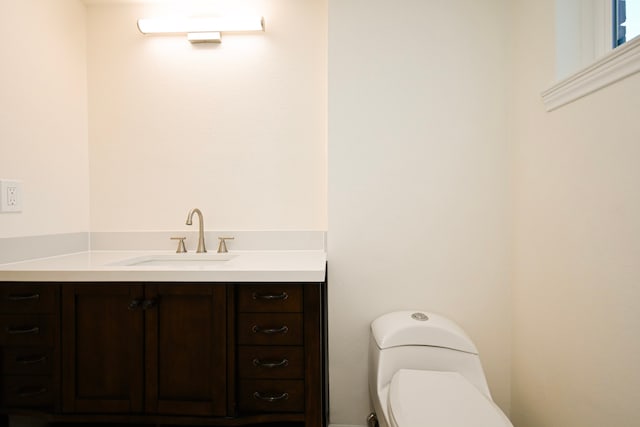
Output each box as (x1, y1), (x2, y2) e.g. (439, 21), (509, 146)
(542, 0), (640, 111)
(614, 0), (640, 47)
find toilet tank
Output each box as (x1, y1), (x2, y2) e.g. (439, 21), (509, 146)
(371, 311), (478, 352)
(369, 311), (491, 398)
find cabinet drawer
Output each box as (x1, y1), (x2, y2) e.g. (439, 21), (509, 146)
(2, 346), (53, 375)
(0, 284), (58, 313)
(0, 315), (56, 346)
(2, 347), (53, 375)
(238, 379), (304, 413)
(237, 284), (303, 313)
(238, 346), (304, 379)
(237, 313), (303, 345)
(2, 375), (55, 409)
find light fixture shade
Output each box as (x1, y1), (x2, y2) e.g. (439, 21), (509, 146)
(187, 32), (221, 43)
(137, 16), (265, 34)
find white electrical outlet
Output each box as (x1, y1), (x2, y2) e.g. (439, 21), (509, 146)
(0, 180), (22, 213)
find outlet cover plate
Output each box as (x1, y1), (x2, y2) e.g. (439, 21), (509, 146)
(0, 180), (23, 213)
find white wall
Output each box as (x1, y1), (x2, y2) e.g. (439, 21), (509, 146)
(511, 1), (640, 426)
(0, 0), (89, 238)
(328, 0), (512, 424)
(86, 0), (327, 232)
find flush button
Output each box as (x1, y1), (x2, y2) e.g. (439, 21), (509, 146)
(411, 312), (429, 321)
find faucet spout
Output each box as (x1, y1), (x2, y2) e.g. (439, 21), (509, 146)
(185, 208), (207, 253)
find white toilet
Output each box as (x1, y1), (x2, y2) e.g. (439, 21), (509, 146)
(368, 311), (513, 427)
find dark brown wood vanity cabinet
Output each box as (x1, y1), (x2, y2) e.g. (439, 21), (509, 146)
(1, 281), (326, 427)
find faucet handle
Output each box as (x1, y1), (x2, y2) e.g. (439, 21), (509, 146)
(170, 237), (187, 253)
(217, 236), (235, 253)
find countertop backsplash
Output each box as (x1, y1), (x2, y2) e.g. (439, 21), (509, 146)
(0, 231), (326, 265)
(0, 232), (89, 265)
(89, 230), (326, 252)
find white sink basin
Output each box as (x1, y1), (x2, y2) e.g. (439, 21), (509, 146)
(112, 253), (236, 268)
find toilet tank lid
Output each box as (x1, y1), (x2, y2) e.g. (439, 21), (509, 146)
(371, 311), (478, 354)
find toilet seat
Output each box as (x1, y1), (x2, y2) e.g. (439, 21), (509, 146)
(387, 369), (513, 427)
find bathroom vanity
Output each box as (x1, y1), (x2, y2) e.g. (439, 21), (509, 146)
(0, 250), (327, 427)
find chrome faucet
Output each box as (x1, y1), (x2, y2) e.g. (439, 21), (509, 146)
(185, 208), (207, 253)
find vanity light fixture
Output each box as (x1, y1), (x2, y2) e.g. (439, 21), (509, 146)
(137, 16), (265, 43)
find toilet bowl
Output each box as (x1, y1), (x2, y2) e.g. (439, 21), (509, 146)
(368, 311), (512, 427)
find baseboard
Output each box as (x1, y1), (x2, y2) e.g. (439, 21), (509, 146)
(329, 424), (367, 427)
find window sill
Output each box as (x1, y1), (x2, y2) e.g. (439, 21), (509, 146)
(542, 36), (640, 111)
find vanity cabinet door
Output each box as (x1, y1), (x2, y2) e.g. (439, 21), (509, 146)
(144, 283), (227, 417)
(61, 284), (144, 414)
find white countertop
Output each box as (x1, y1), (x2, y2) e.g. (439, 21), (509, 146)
(0, 250), (327, 283)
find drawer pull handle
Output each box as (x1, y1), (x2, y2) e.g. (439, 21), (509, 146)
(252, 325), (289, 335)
(7, 293), (40, 301)
(253, 358), (289, 368)
(253, 392), (289, 402)
(17, 387), (48, 398)
(252, 291), (289, 301)
(16, 355), (48, 365)
(129, 299), (158, 310)
(6, 326), (40, 335)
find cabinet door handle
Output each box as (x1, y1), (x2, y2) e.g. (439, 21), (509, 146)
(7, 293), (40, 301)
(253, 392), (289, 402)
(142, 299), (158, 310)
(252, 291), (288, 301)
(252, 358), (289, 368)
(17, 387), (48, 398)
(16, 355), (48, 365)
(6, 326), (40, 335)
(128, 299), (143, 310)
(251, 325), (289, 335)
